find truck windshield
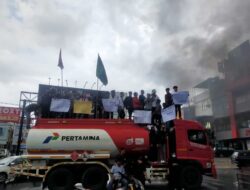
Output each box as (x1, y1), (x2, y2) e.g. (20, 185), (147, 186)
(188, 130), (207, 145)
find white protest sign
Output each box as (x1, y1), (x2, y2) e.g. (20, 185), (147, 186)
(102, 99), (118, 112)
(161, 105), (176, 122)
(50, 98), (71, 112)
(172, 91), (189, 105)
(133, 110), (152, 124)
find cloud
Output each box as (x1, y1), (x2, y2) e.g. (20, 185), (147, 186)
(1, 0), (250, 106)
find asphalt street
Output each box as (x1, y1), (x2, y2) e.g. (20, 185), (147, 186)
(0, 158), (241, 190)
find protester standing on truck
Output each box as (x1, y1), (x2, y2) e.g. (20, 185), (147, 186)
(132, 92), (142, 111)
(151, 89), (160, 125)
(165, 88), (173, 107)
(144, 93), (152, 111)
(118, 92), (125, 119)
(124, 91), (133, 120)
(164, 87), (174, 128)
(139, 90), (146, 109)
(173, 85), (182, 119)
(153, 99), (162, 129)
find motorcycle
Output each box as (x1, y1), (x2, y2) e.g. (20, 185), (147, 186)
(112, 172), (144, 190)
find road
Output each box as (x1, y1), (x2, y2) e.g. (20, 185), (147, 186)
(0, 158), (241, 190)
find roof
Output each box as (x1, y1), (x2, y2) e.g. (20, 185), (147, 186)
(194, 77), (221, 89)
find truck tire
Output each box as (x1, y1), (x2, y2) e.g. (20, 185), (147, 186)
(180, 165), (202, 190)
(81, 166), (108, 190)
(47, 168), (74, 190)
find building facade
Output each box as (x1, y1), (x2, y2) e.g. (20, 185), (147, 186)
(186, 40), (250, 150)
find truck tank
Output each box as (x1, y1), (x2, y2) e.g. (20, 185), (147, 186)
(26, 119), (150, 157)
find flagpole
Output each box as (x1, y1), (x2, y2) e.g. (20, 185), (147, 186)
(61, 69), (63, 87)
(95, 78), (99, 118)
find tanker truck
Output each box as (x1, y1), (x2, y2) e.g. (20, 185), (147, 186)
(10, 118), (216, 190)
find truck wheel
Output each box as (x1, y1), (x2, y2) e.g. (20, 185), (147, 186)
(47, 168), (74, 190)
(180, 166), (202, 190)
(81, 166), (108, 190)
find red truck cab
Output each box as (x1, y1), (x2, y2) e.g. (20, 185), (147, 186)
(165, 119), (216, 189)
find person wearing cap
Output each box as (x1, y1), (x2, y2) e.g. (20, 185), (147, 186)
(173, 85), (182, 119)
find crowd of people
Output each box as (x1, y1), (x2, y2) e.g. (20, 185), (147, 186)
(106, 85), (182, 121)
(40, 85), (183, 121)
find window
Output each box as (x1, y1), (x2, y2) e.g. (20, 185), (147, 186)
(11, 158), (23, 165)
(0, 128), (3, 136)
(188, 130), (207, 145)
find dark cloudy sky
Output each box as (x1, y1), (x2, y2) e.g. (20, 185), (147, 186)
(1, 0), (250, 106)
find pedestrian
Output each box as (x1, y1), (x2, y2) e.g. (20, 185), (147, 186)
(107, 158), (128, 190)
(133, 156), (147, 186)
(157, 125), (166, 161)
(139, 90), (146, 109)
(173, 85), (182, 119)
(124, 91), (133, 120)
(149, 126), (158, 161)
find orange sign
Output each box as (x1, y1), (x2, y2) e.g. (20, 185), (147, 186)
(0, 106), (21, 123)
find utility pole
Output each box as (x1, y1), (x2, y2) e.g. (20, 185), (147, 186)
(16, 100), (26, 155)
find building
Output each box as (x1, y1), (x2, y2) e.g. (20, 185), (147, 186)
(0, 123), (14, 157)
(186, 40), (250, 150)
(217, 40), (250, 150)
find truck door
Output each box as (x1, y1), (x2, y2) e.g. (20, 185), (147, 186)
(187, 129), (211, 160)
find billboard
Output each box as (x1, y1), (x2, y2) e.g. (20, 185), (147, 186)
(0, 107), (21, 123)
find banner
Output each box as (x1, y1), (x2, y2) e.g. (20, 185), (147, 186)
(50, 98), (71, 112)
(161, 105), (176, 122)
(102, 99), (118, 112)
(133, 110), (152, 124)
(73, 100), (92, 114)
(172, 91), (189, 105)
(0, 107), (21, 123)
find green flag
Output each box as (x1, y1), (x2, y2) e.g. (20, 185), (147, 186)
(96, 54), (108, 85)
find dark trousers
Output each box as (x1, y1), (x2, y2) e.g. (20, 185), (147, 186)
(175, 105), (182, 119)
(127, 108), (133, 120)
